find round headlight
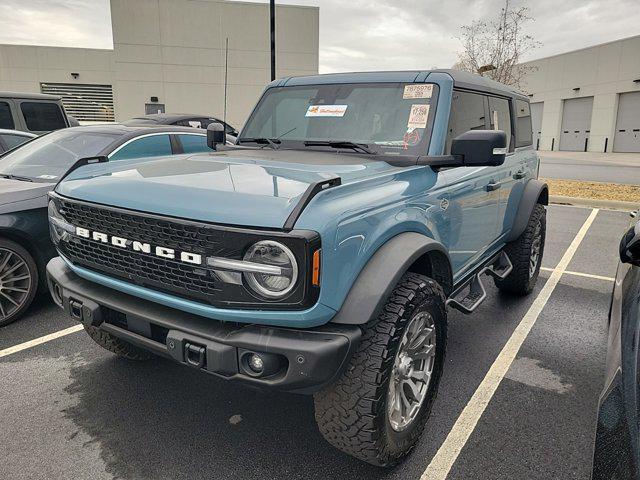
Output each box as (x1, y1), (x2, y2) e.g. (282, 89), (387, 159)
(243, 241), (298, 298)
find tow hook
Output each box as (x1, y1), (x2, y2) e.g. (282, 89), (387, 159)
(184, 342), (206, 369)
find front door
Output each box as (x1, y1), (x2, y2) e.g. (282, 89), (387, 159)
(441, 90), (500, 276)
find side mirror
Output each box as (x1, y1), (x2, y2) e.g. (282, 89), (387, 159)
(451, 130), (507, 167)
(619, 221), (640, 266)
(207, 123), (226, 150)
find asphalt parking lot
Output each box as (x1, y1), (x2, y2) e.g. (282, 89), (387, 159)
(0, 204), (632, 480)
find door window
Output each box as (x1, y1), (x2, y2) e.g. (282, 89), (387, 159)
(488, 97), (512, 151)
(446, 91), (487, 154)
(20, 102), (66, 131)
(110, 134), (173, 161)
(177, 134), (210, 153)
(514, 100), (532, 147)
(0, 134), (31, 150)
(0, 102), (14, 129)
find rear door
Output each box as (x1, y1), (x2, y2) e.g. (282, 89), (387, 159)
(441, 90), (500, 273)
(18, 100), (67, 134)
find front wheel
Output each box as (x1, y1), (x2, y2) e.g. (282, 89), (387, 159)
(313, 273), (447, 466)
(0, 238), (38, 327)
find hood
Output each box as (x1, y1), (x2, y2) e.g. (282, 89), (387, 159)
(55, 150), (401, 228)
(0, 178), (53, 210)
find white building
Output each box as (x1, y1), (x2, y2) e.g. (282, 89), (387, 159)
(521, 34), (640, 153)
(0, 0), (319, 128)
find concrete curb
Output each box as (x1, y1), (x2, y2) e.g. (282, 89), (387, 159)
(550, 195), (638, 211)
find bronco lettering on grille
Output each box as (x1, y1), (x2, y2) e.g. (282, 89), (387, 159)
(75, 226), (202, 265)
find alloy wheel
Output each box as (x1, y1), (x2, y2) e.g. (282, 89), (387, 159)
(0, 248), (32, 321)
(529, 221), (542, 278)
(387, 311), (436, 432)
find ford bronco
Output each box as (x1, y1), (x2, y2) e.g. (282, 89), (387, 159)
(46, 70), (548, 466)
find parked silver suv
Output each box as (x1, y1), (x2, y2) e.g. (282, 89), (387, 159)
(0, 92), (71, 135)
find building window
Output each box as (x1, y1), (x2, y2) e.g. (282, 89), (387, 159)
(41, 83), (115, 123)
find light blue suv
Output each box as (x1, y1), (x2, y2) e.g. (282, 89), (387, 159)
(46, 70), (548, 466)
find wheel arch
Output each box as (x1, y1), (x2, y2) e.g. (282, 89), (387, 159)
(504, 179), (549, 243)
(330, 232), (453, 325)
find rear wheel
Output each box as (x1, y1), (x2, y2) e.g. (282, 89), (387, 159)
(495, 203), (546, 295)
(314, 273), (447, 466)
(0, 239), (38, 327)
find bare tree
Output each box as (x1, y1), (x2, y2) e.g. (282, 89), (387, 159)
(453, 0), (540, 89)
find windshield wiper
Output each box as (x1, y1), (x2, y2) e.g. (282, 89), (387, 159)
(303, 140), (377, 155)
(0, 173), (33, 182)
(237, 137), (281, 150)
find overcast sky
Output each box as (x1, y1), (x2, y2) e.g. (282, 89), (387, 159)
(0, 0), (638, 73)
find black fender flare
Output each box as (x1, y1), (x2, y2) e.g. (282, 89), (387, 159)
(330, 232), (452, 325)
(504, 179), (548, 243)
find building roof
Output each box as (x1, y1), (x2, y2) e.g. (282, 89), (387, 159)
(0, 91), (61, 101)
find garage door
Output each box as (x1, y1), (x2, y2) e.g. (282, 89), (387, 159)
(531, 102), (543, 149)
(613, 91), (640, 153)
(560, 97), (593, 152)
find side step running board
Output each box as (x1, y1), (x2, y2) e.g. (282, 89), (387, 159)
(446, 251), (513, 314)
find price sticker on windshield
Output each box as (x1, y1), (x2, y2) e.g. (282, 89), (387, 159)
(306, 105), (348, 117)
(407, 104), (430, 130)
(403, 84), (433, 99)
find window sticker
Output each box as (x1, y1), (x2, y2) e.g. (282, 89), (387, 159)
(407, 104), (430, 130)
(305, 105), (348, 117)
(38, 174), (58, 179)
(492, 110), (499, 130)
(403, 84), (433, 99)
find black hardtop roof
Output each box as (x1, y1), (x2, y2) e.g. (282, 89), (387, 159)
(274, 69), (529, 101)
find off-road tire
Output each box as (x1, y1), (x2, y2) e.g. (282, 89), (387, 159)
(313, 272), (447, 466)
(495, 203), (546, 295)
(0, 238), (39, 328)
(83, 325), (153, 360)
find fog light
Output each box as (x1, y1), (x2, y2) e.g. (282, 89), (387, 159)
(248, 353), (264, 373)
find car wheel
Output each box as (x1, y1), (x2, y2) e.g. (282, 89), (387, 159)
(0, 238), (39, 327)
(495, 203), (546, 295)
(313, 272), (447, 466)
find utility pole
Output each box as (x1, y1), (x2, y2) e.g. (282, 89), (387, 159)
(270, 0), (276, 81)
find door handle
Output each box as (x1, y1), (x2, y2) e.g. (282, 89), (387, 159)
(486, 182), (501, 191)
(514, 170), (526, 179)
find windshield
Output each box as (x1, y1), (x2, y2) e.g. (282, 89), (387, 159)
(240, 82), (438, 156)
(0, 129), (119, 182)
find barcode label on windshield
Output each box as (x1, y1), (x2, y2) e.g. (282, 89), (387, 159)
(403, 84), (433, 99)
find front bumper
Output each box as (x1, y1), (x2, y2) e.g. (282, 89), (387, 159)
(47, 257), (361, 394)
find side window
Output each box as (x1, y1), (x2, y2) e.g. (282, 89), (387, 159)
(488, 97), (512, 151)
(178, 134), (211, 153)
(110, 135), (173, 161)
(0, 102), (15, 129)
(446, 91), (487, 154)
(515, 99), (532, 147)
(20, 102), (66, 131)
(0, 134), (31, 150)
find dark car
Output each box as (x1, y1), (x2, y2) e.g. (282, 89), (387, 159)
(123, 113), (238, 137)
(0, 124), (210, 326)
(0, 129), (36, 153)
(592, 209), (640, 479)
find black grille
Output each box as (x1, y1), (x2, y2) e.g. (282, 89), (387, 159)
(54, 196), (317, 309)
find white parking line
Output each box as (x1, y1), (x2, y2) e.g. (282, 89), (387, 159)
(540, 267), (615, 282)
(0, 324), (83, 359)
(421, 208), (599, 480)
